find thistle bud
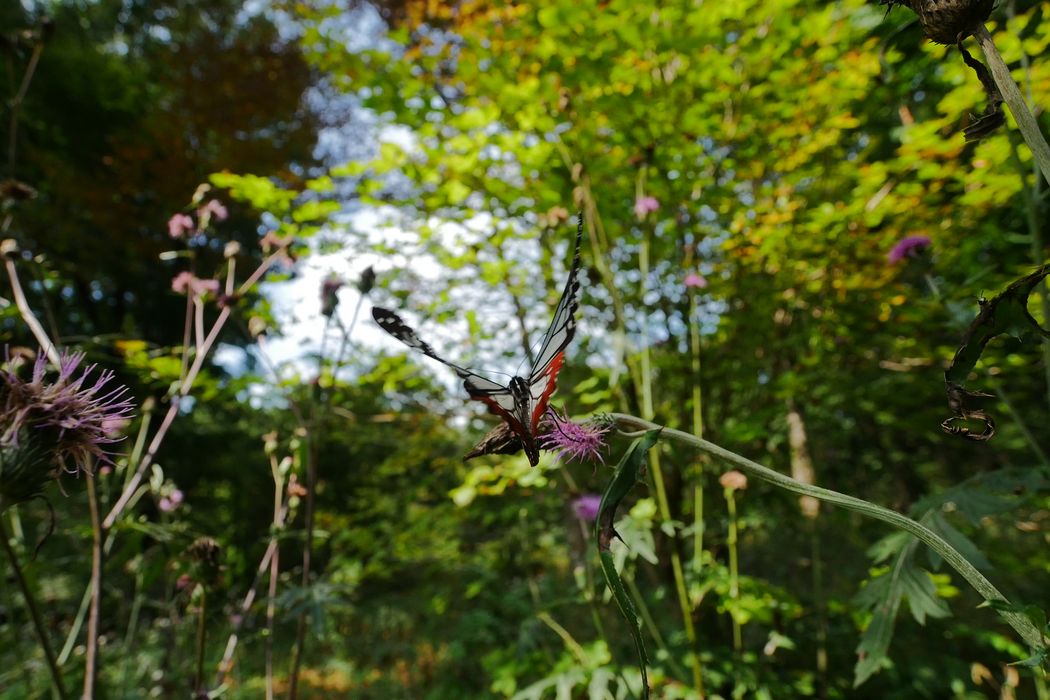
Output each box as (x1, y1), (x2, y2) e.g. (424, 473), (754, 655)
(186, 536), (223, 587)
(356, 266), (376, 295)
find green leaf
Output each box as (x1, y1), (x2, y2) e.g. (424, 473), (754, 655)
(854, 537), (950, 687)
(595, 429), (661, 700)
(985, 600), (1049, 639)
(922, 511), (992, 571)
(209, 172), (296, 214)
(292, 199), (341, 224)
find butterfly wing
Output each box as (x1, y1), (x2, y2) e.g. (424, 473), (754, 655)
(524, 218), (584, 431)
(373, 217), (583, 468)
(372, 306), (530, 440)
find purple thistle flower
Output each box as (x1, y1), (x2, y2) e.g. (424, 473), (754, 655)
(159, 488), (184, 513)
(199, 199), (228, 223)
(539, 412), (610, 464)
(887, 235), (932, 264)
(684, 272), (708, 289)
(171, 272), (221, 297)
(167, 213), (195, 239)
(1, 351), (134, 486)
(572, 493), (602, 522)
(633, 195), (660, 220)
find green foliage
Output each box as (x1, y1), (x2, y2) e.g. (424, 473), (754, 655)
(596, 429), (662, 699)
(3, 0), (1050, 697)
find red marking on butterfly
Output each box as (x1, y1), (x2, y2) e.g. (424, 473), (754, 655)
(372, 220), (583, 466)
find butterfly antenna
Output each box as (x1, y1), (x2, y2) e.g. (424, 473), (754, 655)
(480, 368), (516, 382)
(543, 407), (573, 440)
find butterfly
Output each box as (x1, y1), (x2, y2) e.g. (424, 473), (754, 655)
(372, 218), (583, 466)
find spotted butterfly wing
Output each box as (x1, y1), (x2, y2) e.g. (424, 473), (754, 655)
(372, 219), (583, 466)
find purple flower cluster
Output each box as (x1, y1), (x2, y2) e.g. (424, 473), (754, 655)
(159, 488), (184, 513)
(166, 198), (228, 240)
(887, 235), (932, 264)
(171, 271), (220, 297)
(1, 350), (134, 477)
(572, 494), (602, 522)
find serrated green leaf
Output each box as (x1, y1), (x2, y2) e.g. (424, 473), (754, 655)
(900, 566), (951, 624)
(855, 534), (950, 687)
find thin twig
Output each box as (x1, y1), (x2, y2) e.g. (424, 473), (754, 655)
(83, 474), (103, 699)
(4, 257), (61, 365)
(7, 40), (44, 179)
(0, 516), (68, 700)
(287, 429), (319, 700)
(213, 530), (284, 687)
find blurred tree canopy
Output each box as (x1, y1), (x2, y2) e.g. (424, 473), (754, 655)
(1, 0), (319, 343)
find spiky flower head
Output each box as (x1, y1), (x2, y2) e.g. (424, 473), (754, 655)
(0, 350), (134, 510)
(539, 412), (612, 464)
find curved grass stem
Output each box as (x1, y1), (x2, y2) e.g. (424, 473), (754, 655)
(609, 413), (1046, 653)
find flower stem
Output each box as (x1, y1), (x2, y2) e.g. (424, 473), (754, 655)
(636, 228), (706, 697)
(194, 590), (208, 696)
(3, 256), (61, 366)
(974, 24), (1050, 186)
(609, 413), (1046, 652)
(0, 515), (68, 700)
(724, 488), (741, 651)
(83, 474), (103, 699)
(102, 251), (282, 530)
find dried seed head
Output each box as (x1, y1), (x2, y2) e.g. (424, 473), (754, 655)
(186, 536), (223, 587)
(883, 0), (994, 44)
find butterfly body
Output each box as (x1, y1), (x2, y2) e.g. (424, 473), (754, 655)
(373, 221), (583, 466)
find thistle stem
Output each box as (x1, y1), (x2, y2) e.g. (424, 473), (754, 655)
(609, 413), (1046, 652)
(83, 474), (103, 699)
(3, 257), (61, 366)
(0, 516), (68, 700)
(194, 591), (207, 696)
(725, 488), (741, 651)
(974, 24), (1050, 186)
